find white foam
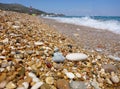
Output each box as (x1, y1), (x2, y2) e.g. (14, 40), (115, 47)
(46, 16), (120, 34)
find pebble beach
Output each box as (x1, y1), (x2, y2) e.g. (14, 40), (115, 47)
(0, 10), (120, 89)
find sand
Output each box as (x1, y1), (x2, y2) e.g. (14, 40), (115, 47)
(41, 17), (120, 57)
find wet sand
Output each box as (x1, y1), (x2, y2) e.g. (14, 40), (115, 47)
(41, 17), (120, 57)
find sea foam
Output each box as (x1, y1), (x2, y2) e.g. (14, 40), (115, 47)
(46, 16), (120, 34)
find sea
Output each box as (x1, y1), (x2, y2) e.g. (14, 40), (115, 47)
(45, 16), (120, 34)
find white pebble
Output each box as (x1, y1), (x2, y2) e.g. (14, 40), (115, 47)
(28, 72), (36, 78)
(65, 72), (75, 79)
(31, 82), (43, 89)
(34, 42), (43, 46)
(33, 77), (40, 82)
(66, 53), (88, 61)
(17, 87), (25, 89)
(22, 82), (29, 89)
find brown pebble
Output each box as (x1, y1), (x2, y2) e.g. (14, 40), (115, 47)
(40, 83), (51, 89)
(56, 79), (70, 89)
(0, 73), (6, 82)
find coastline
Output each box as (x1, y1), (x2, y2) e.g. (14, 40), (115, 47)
(41, 17), (120, 57)
(0, 10), (120, 89)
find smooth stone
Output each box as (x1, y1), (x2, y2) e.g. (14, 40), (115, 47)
(66, 53), (88, 61)
(1, 62), (9, 68)
(54, 47), (59, 52)
(22, 82), (29, 89)
(102, 64), (117, 73)
(65, 72), (75, 79)
(0, 81), (7, 88)
(40, 84), (51, 89)
(0, 73), (6, 82)
(52, 52), (65, 62)
(56, 79), (70, 89)
(6, 82), (16, 89)
(91, 79), (101, 89)
(111, 72), (119, 83)
(108, 55), (120, 61)
(70, 81), (87, 89)
(31, 82), (43, 89)
(34, 42), (44, 46)
(45, 77), (54, 85)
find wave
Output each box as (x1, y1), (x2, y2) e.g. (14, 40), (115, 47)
(46, 16), (120, 34)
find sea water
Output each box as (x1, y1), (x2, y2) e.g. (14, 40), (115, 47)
(46, 16), (120, 34)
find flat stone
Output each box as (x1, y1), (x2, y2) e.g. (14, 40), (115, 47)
(65, 72), (75, 79)
(66, 53), (88, 61)
(56, 79), (70, 89)
(108, 55), (120, 61)
(111, 72), (119, 83)
(102, 64), (118, 73)
(70, 81), (87, 89)
(40, 83), (51, 89)
(6, 82), (16, 89)
(31, 82), (43, 89)
(34, 41), (44, 46)
(52, 52), (65, 62)
(0, 81), (7, 89)
(45, 77), (54, 85)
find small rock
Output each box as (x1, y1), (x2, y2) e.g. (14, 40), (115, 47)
(111, 72), (119, 83)
(91, 79), (101, 89)
(22, 82), (29, 89)
(52, 52), (65, 62)
(65, 72), (75, 79)
(2, 38), (9, 44)
(108, 55), (120, 61)
(56, 79), (70, 89)
(34, 41), (44, 46)
(66, 53), (88, 61)
(106, 78), (113, 85)
(102, 64), (117, 73)
(40, 83), (51, 89)
(0, 81), (7, 89)
(31, 82), (43, 89)
(0, 73), (6, 82)
(54, 47), (59, 52)
(45, 77), (54, 84)
(70, 81), (87, 89)
(6, 82), (16, 89)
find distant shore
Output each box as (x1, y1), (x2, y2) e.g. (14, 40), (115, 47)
(41, 17), (120, 57)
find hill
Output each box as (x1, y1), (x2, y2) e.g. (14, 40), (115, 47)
(0, 3), (64, 16)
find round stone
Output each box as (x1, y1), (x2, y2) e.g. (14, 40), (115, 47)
(45, 77), (54, 84)
(56, 79), (70, 89)
(65, 72), (75, 79)
(66, 53), (88, 61)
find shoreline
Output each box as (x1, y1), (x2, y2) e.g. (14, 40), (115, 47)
(0, 10), (120, 89)
(40, 17), (120, 57)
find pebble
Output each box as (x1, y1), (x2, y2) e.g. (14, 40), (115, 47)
(52, 52), (65, 62)
(111, 72), (119, 83)
(65, 72), (75, 79)
(54, 47), (59, 52)
(102, 64), (117, 73)
(6, 82), (16, 89)
(0, 81), (7, 89)
(56, 79), (70, 89)
(91, 79), (101, 89)
(0, 73), (6, 82)
(34, 41), (44, 46)
(40, 83), (51, 89)
(108, 55), (120, 61)
(31, 82), (43, 89)
(66, 53), (88, 61)
(22, 82), (29, 89)
(70, 81), (87, 89)
(45, 77), (54, 84)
